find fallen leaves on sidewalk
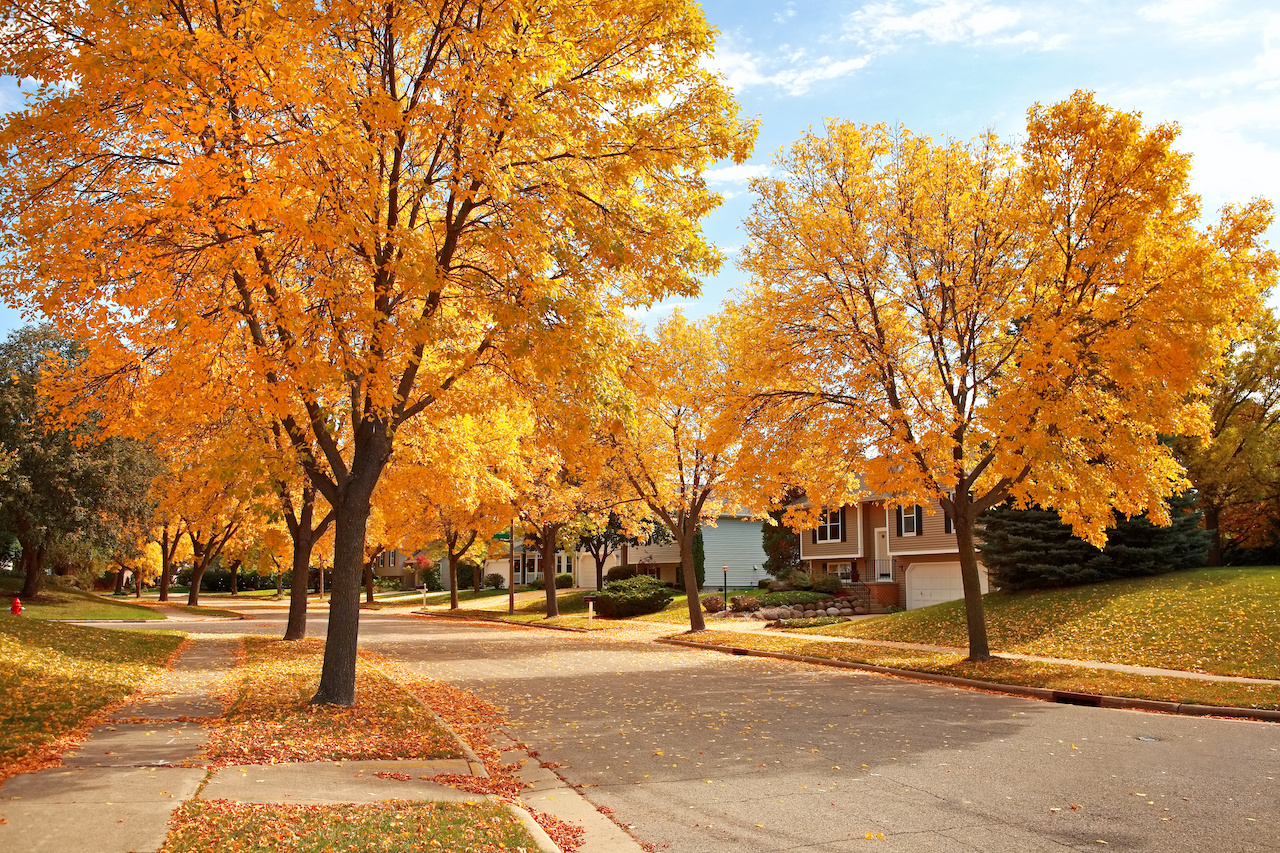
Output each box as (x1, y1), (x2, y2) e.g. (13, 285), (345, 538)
(0, 618), (183, 783)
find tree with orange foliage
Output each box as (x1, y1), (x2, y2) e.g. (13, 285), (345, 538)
(613, 311), (745, 632)
(734, 92), (1275, 659)
(0, 1), (752, 703)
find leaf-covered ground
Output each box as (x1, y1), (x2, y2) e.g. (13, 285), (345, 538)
(203, 638), (461, 766)
(160, 801), (539, 853)
(1, 575), (165, 620)
(687, 631), (1280, 709)
(807, 567), (1280, 678)
(0, 617), (183, 780)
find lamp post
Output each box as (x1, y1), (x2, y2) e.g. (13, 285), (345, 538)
(722, 565), (728, 599)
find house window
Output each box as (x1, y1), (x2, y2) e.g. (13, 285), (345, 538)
(555, 553), (574, 575)
(829, 561), (853, 583)
(816, 508), (843, 543)
(897, 505), (924, 537)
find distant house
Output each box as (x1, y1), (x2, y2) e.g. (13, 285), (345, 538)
(799, 497), (988, 611)
(483, 511), (770, 590)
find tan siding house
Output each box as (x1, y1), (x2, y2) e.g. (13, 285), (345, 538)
(798, 497), (985, 611)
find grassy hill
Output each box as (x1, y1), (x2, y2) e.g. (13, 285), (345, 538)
(809, 567), (1280, 679)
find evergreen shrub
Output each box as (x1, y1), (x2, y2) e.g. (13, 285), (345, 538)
(483, 573), (505, 590)
(759, 590), (827, 607)
(594, 575), (674, 618)
(605, 565), (637, 583)
(554, 573), (574, 589)
(979, 493), (1210, 591)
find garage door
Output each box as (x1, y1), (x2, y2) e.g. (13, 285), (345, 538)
(905, 562), (988, 610)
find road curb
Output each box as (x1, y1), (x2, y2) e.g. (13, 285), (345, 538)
(657, 638), (1280, 724)
(410, 610), (592, 633)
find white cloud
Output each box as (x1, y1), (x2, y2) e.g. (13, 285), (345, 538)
(1138, 0), (1225, 24)
(774, 2), (797, 24)
(704, 163), (774, 185)
(707, 43), (872, 96)
(847, 0), (1022, 44)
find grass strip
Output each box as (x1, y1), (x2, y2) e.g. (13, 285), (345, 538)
(685, 630), (1280, 710)
(2, 575), (165, 620)
(0, 618), (183, 780)
(160, 800), (538, 853)
(203, 637), (462, 767)
(808, 567), (1280, 679)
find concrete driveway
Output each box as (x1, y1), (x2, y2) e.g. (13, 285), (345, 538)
(108, 605), (1280, 852)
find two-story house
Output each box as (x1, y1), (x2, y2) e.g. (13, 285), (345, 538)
(799, 497), (988, 610)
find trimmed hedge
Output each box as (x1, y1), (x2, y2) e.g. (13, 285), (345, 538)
(759, 590), (828, 607)
(594, 575), (674, 618)
(554, 573), (574, 589)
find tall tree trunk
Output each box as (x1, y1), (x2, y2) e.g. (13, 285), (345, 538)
(134, 566), (142, 598)
(364, 561), (375, 604)
(1204, 504), (1223, 567)
(954, 509), (991, 661)
(541, 523), (561, 618)
(311, 423), (389, 707)
(158, 530), (173, 603)
(113, 568), (125, 594)
(679, 521), (705, 632)
(446, 549), (459, 610)
(187, 541), (208, 607)
(230, 559), (240, 596)
(595, 554), (606, 591)
(281, 486), (332, 641)
(20, 541), (45, 600)
(284, 535), (315, 641)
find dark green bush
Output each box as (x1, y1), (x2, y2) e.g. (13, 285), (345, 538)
(525, 576), (545, 591)
(701, 594), (725, 613)
(786, 571), (813, 590)
(554, 573), (574, 589)
(757, 579), (771, 590)
(772, 616), (843, 629)
(811, 573), (844, 594)
(483, 573), (505, 590)
(421, 567), (443, 592)
(759, 590), (827, 607)
(605, 565), (637, 583)
(594, 575), (674, 618)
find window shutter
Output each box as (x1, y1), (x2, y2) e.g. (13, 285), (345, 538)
(811, 528), (816, 545)
(895, 507), (903, 537)
(945, 510), (952, 534)
(839, 507), (847, 542)
(915, 505), (924, 536)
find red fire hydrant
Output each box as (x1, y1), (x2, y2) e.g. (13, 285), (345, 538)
(10, 597), (22, 615)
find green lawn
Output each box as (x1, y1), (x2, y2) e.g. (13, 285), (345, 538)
(0, 617), (183, 777)
(1, 576), (164, 620)
(807, 566), (1280, 679)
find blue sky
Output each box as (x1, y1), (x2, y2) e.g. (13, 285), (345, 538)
(672, 0), (1280, 322)
(1, 0), (1277, 332)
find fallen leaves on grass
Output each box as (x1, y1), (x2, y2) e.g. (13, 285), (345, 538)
(203, 638), (460, 767)
(812, 568), (1280, 678)
(0, 619), (184, 782)
(686, 631), (1280, 710)
(160, 800), (539, 853)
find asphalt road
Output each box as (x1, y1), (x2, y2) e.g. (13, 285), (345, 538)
(133, 606), (1280, 852)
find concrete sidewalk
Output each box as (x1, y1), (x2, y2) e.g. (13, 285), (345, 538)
(0, 634), (577, 853)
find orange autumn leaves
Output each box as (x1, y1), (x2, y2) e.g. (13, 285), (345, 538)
(204, 639), (459, 767)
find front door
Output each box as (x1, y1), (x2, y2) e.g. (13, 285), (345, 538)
(874, 528), (890, 581)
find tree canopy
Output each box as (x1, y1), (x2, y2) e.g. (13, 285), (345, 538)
(733, 92), (1275, 658)
(0, 0), (753, 703)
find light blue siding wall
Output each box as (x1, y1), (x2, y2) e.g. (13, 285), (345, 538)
(702, 518), (769, 590)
